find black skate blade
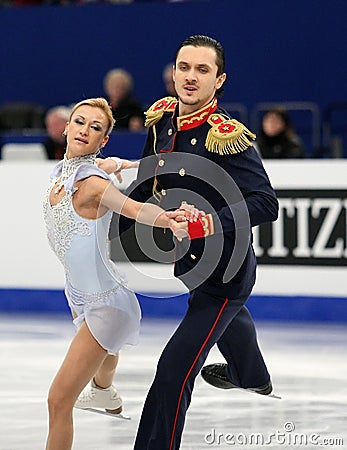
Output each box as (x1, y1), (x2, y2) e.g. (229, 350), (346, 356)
(80, 407), (131, 420)
(244, 388), (282, 399)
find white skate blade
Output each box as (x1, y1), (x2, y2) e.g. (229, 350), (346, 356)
(80, 407), (131, 420)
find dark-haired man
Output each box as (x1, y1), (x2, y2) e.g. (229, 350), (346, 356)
(103, 34), (278, 449)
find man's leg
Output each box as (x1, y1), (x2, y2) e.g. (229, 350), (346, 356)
(133, 291), (245, 450)
(202, 305), (272, 392)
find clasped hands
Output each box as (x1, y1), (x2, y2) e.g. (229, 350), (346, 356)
(96, 158), (205, 240)
(166, 202), (206, 241)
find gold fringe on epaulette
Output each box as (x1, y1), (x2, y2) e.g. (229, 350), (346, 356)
(144, 97), (177, 128)
(145, 109), (165, 128)
(205, 119), (256, 156)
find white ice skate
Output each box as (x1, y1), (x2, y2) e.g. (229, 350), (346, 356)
(74, 379), (130, 420)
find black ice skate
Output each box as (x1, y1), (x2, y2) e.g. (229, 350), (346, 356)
(201, 363), (281, 399)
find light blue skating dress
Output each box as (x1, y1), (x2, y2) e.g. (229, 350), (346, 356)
(43, 154), (141, 355)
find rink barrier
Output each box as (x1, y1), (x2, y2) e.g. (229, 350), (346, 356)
(1, 160), (346, 321)
(0, 289), (346, 323)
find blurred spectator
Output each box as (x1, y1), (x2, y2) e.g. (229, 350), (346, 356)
(256, 107), (305, 159)
(162, 62), (177, 98)
(103, 68), (144, 131)
(43, 105), (70, 160)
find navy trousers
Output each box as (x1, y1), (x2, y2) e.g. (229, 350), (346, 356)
(133, 289), (270, 450)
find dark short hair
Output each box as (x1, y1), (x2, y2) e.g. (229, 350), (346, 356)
(175, 35), (225, 96)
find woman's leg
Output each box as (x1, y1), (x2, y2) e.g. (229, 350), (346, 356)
(70, 309), (119, 390)
(45, 321), (108, 450)
(94, 352), (119, 388)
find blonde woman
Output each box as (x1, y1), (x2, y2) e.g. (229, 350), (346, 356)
(43, 97), (199, 450)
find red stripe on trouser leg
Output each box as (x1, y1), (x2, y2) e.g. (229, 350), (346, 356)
(169, 297), (229, 450)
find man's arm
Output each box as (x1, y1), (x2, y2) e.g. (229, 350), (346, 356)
(214, 146), (279, 233)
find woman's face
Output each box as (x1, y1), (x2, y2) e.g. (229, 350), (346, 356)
(65, 105), (109, 157)
(262, 112), (285, 137)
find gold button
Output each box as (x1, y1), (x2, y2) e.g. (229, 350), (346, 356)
(179, 168), (186, 177)
(190, 254), (196, 260)
(158, 159), (165, 167)
(161, 189), (167, 196)
(191, 138), (197, 145)
(168, 128), (173, 136)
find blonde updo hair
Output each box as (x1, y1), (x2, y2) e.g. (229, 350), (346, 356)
(69, 97), (115, 136)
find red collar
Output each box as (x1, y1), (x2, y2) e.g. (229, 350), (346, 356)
(176, 98), (218, 131)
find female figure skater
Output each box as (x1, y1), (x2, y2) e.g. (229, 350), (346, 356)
(43, 97), (197, 450)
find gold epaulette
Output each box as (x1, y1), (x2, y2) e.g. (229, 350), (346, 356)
(145, 97), (178, 128)
(206, 114), (256, 156)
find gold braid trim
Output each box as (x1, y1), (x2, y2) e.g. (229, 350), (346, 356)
(145, 96), (178, 128)
(152, 123), (158, 156)
(206, 115), (256, 156)
(151, 124), (162, 202)
(152, 180), (161, 203)
(202, 214), (214, 237)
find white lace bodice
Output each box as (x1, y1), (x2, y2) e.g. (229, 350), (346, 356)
(43, 155), (124, 293)
(43, 189), (91, 266)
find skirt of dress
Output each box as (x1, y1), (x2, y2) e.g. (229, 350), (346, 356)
(64, 279), (142, 355)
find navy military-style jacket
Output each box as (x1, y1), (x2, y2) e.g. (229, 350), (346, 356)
(118, 97), (278, 298)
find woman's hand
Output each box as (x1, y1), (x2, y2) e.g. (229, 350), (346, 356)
(96, 157), (139, 183)
(169, 219), (189, 241)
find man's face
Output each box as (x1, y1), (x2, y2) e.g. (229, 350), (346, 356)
(173, 45), (226, 115)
